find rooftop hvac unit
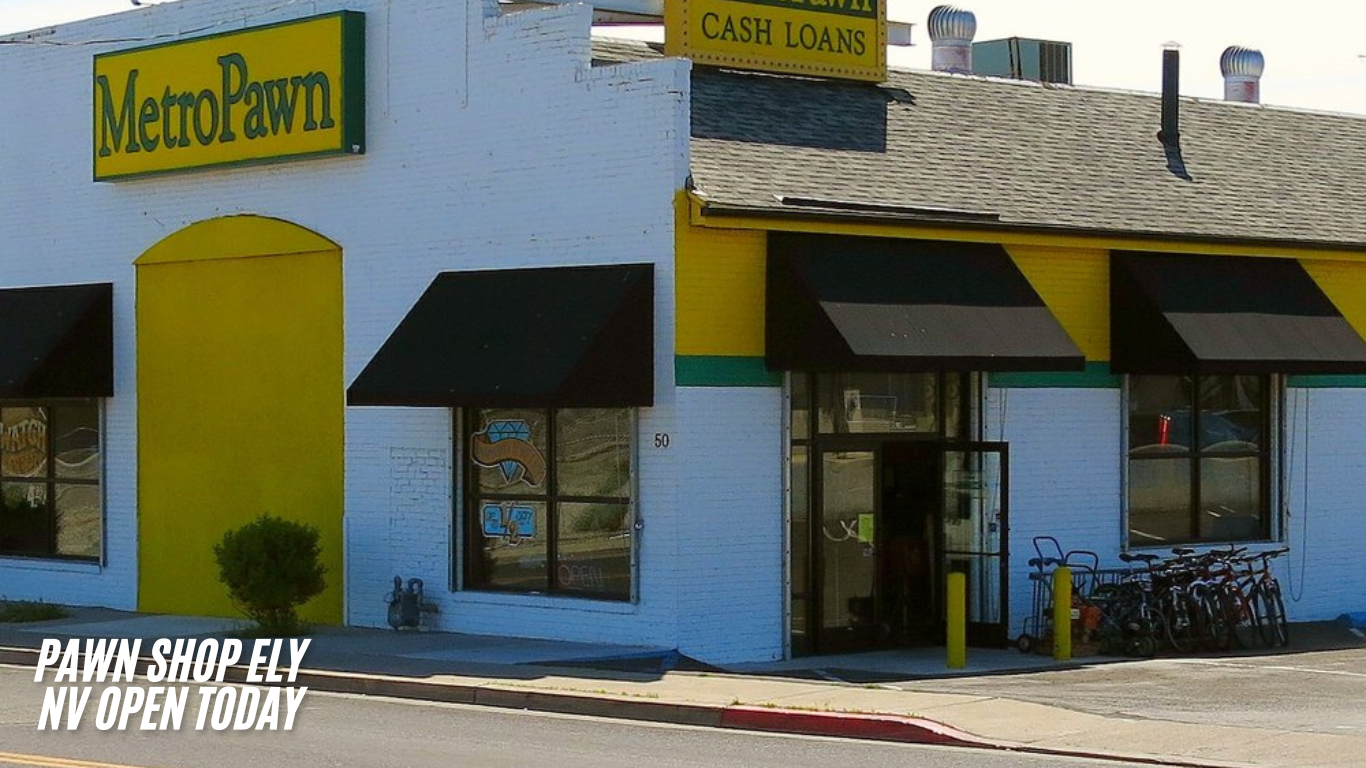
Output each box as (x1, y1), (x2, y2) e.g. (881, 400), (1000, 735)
(972, 37), (1072, 84)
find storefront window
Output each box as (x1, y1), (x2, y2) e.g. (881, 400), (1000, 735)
(817, 372), (939, 434)
(465, 407), (633, 601)
(1127, 375), (1270, 546)
(0, 403), (102, 560)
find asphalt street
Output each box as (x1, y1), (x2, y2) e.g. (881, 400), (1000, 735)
(903, 647), (1366, 735)
(0, 665), (1155, 768)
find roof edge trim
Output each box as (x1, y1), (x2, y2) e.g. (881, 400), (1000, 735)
(690, 200), (1366, 258)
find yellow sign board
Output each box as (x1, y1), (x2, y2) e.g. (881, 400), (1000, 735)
(665, 0), (885, 82)
(93, 12), (364, 181)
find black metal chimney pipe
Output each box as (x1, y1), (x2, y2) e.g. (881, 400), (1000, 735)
(1160, 48), (1180, 147)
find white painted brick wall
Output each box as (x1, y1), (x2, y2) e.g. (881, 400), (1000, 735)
(673, 387), (785, 663)
(0, 0), (692, 639)
(1280, 388), (1366, 622)
(986, 387), (1125, 638)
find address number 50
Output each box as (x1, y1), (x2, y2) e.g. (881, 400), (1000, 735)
(653, 433), (670, 449)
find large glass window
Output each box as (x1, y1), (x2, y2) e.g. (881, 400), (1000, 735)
(0, 402), (102, 560)
(464, 408), (633, 601)
(1127, 375), (1271, 546)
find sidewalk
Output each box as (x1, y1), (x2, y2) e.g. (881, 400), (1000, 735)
(3, 607), (1363, 768)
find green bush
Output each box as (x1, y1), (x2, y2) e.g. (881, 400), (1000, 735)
(214, 514), (326, 636)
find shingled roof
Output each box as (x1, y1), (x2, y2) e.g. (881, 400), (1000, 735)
(594, 38), (1366, 250)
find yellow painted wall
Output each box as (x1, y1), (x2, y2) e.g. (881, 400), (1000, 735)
(1303, 259), (1366, 339)
(1005, 245), (1109, 362)
(675, 194), (767, 357)
(136, 216), (344, 624)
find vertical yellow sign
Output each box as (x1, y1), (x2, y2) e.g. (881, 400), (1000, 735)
(93, 12), (365, 181)
(666, 0), (886, 82)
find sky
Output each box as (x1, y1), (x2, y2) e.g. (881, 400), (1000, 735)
(3, 0), (1364, 115)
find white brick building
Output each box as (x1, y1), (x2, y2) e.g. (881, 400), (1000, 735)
(3, 0), (1365, 665)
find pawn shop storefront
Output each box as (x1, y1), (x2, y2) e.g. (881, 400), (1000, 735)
(768, 233), (1084, 655)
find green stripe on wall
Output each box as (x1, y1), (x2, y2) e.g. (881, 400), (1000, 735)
(988, 362), (1120, 389)
(1287, 375), (1366, 388)
(676, 355), (782, 387)
(673, 363), (1366, 390)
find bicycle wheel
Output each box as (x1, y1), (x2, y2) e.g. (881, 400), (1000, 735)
(1198, 588), (1231, 651)
(1230, 588), (1264, 649)
(1260, 582), (1289, 648)
(1133, 603), (1164, 658)
(1162, 591), (1199, 654)
(1130, 633), (1158, 658)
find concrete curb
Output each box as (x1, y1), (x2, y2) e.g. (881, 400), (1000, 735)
(714, 706), (1248, 768)
(718, 705), (980, 746)
(0, 645), (1242, 768)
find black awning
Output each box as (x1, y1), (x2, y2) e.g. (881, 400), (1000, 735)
(348, 264), (653, 407)
(766, 234), (1084, 372)
(1111, 252), (1366, 374)
(0, 283), (113, 398)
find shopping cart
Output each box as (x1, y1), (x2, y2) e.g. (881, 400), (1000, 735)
(1016, 536), (1100, 654)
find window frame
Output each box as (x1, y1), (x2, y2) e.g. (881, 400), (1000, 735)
(1122, 374), (1280, 548)
(458, 407), (637, 602)
(0, 399), (104, 563)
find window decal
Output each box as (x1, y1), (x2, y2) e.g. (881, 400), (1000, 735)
(480, 502), (537, 543)
(471, 419), (547, 487)
(1, 411), (47, 477)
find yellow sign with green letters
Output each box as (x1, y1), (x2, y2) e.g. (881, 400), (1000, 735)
(665, 0), (885, 82)
(93, 11), (364, 181)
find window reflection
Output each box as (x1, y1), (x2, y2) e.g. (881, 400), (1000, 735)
(556, 409), (631, 498)
(1199, 457), (1261, 540)
(556, 502), (631, 601)
(1198, 375), (1262, 453)
(817, 373), (938, 434)
(1127, 374), (1269, 546)
(0, 402), (100, 561)
(1128, 376), (1192, 453)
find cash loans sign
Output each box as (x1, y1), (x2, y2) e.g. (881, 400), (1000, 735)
(665, 0), (885, 82)
(93, 12), (364, 181)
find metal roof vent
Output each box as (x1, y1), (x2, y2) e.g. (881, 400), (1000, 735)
(1220, 46), (1264, 104)
(927, 5), (976, 74)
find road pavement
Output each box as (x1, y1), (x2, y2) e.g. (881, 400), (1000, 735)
(903, 647), (1366, 736)
(0, 666), (1156, 768)
(2, 609), (1364, 768)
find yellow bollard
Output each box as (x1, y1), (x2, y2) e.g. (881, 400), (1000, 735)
(946, 571), (966, 669)
(1053, 566), (1072, 661)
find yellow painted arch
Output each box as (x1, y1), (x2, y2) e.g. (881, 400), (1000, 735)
(135, 214), (340, 265)
(136, 215), (344, 624)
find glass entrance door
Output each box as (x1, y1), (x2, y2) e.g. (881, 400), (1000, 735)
(940, 443), (1009, 646)
(817, 449), (877, 650)
(788, 372), (995, 656)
